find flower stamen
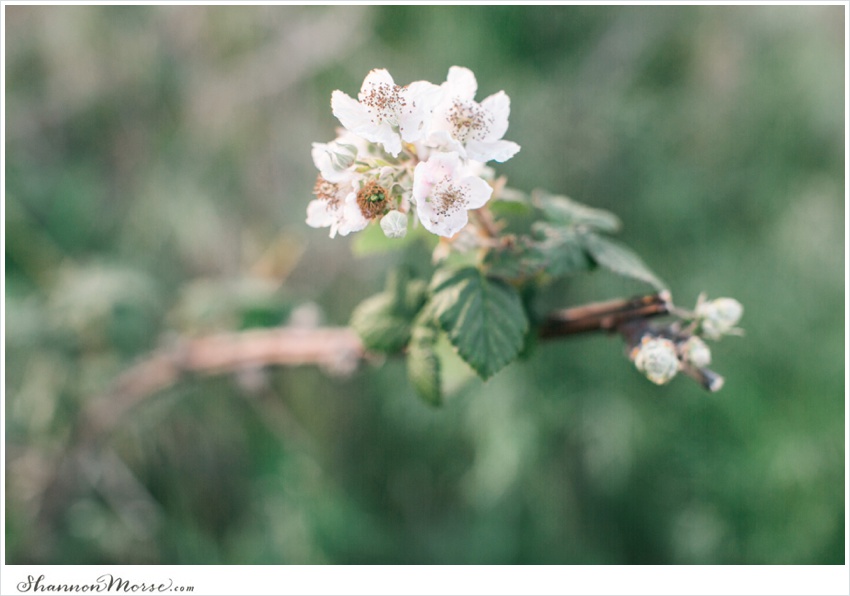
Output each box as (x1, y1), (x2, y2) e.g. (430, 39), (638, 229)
(356, 179), (390, 219)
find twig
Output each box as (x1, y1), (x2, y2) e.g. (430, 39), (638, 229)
(80, 327), (365, 442)
(539, 291), (672, 338)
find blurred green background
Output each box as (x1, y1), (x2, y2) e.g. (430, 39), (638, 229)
(4, 5), (845, 565)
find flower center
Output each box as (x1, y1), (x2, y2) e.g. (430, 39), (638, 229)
(313, 175), (342, 211)
(432, 178), (468, 217)
(356, 179), (389, 219)
(361, 82), (407, 126)
(448, 99), (491, 143)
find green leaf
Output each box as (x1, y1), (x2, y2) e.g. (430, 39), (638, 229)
(489, 191), (536, 235)
(349, 268), (429, 353)
(534, 190), (621, 233)
(428, 267), (529, 380)
(407, 322), (442, 407)
(581, 233), (667, 290)
(349, 293), (412, 353)
(483, 239), (547, 281)
(533, 223), (593, 278)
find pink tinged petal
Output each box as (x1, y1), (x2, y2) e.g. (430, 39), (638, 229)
(465, 139), (521, 163)
(412, 161), (434, 204)
(480, 91), (511, 140)
(412, 151), (462, 203)
(416, 200), (470, 237)
(445, 66), (477, 100)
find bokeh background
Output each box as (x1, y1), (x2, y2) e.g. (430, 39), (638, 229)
(5, 5), (845, 565)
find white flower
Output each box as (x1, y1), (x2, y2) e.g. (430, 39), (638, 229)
(426, 66), (520, 163)
(331, 69), (441, 158)
(306, 175), (368, 238)
(380, 210), (408, 239)
(412, 152), (492, 237)
(631, 336), (681, 385)
(696, 296), (744, 340)
(679, 336), (712, 368)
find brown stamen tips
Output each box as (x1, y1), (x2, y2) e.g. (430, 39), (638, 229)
(314, 175), (340, 205)
(356, 179), (389, 219)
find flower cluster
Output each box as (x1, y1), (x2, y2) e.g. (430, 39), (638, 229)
(306, 67), (520, 239)
(630, 295), (743, 386)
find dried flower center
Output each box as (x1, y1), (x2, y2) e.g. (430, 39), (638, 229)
(356, 180), (389, 219)
(448, 99), (491, 143)
(313, 175), (341, 210)
(361, 82), (407, 126)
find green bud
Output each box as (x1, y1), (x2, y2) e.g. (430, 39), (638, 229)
(380, 210), (408, 239)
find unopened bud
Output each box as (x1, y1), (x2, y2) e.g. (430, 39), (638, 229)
(679, 336), (711, 368)
(631, 336), (680, 385)
(696, 297), (743, 340)
(380, 210), (408, 239)
(311, 141), (358, 182)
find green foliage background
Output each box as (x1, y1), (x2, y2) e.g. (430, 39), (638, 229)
(5, 5), (845, 564)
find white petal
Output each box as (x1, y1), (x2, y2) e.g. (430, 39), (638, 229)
(457, 175), (493, 210)
(424, 129), (466, 157)
(306, 199), (334, 228)
(373, 122), (403, 156)
(398, 81), (442, 143)
(465, 139), (520, 163)
(306, 200), (339, 237)
(331, 90), (375, 137)
(444, 66), (477, 100)
(480, 91), (511, 141)
(337, 193), (368, 236)
(332, 90), (402, 156)
(359, 68), (395, 100)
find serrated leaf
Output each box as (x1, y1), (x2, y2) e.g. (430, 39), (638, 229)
(534, 191), (621, 233)
(581, 233), (666, 290)
(407, 322), (442, 407)
(349, 270), (429, 353)
(428, 267), (529, 380)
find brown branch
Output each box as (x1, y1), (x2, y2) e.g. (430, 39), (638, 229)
(539, 291), (672, 338)
(73, 293), (678, 445)
(26, 292), (723, 561)
(79, 327), (365, 441)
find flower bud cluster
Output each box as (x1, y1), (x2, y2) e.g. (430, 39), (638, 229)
(629, 295), (742, 386)
(695, 296), (744, 340)
(306, 67), (520, 239)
